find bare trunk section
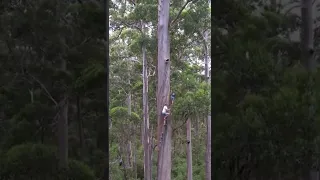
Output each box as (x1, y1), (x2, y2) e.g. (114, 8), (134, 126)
(133, 129), (137, 180)
(126, 67), (133, 169)
(301, 0), (315, 72)
(156, 0), (172, 179)
(128, 93), (132, 115)
(142, 20), (152, 180)
(301, 0), (316, 180)
(205, 115), (211, 179)
(77, 95), (84, 157)
(58, 57), (68, 171)
(150, 126), (154, 179)
(204, 30), (211, 180)
(58, 99), (69, 168)
(186, 118), (193, 180)
(141, 123), (144, 144)
(128, 141), (132, 167)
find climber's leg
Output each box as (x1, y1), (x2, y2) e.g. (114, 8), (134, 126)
(163, 112), (169, 125)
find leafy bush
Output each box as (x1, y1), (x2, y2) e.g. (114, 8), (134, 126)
(0, 143), (95, 180)
(67, 159), (95, 180)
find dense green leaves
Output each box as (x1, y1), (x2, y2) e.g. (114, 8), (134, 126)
(0, 0), (105, 178)
(212, 0), (320, 179)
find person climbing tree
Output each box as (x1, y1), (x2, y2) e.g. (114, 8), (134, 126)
(161, 103), (170, 125)
(170, 92), (175, 103)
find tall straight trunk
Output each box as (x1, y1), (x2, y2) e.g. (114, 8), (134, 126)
(102, 0), (109, 178)
(204, 30), (211, 180)
(128, 141), (132, 167)
(142, 20), (151, 180)
(186, 118), (193, 180)
(133, 129), (137, 180)
(301, 0), (316, 180)
(126, 64), (133, 169)
(156, 0), (172, 179)
(58, 57), (68, 171)
(141, 123), (144, 144)
(150, 126), (154, 179)
(77, 95), (84, 157)
(58, 99), (68, 168)
(301, 0), (315, 71)
(128, 92), (132, 115)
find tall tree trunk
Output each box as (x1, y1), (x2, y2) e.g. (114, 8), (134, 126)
(186, 118), (193, 180)
(128, 93), (132, 115)
(301, 0), (316, 179)
(77, 95), (84, 157)
(156, 0), (172, 179)
(128, 140), (132, 167)
(126, 67), (132, 169)
(150, 126), (154, 180)
(102, 0), (109, 178)
(133, 129), (137, 180)
(142, 20), (151, 180)
(301, 0), (315, 71)
(58, 57), (68, 171)
(204, 30), (211, 180)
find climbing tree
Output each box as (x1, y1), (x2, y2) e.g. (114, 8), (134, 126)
(109, 0), (211, 179)
(156, 0), (172, 179)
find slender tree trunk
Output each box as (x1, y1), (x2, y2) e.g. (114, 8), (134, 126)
(128, 141), (132, 167)
(126, 67), (133, 169)
(186, 118), (193, 180)
(58, 57), (69, 171)
(150, 126), (154, 180)
(195, 116), (199, 138)
(141, 122), (144, 144)
(301, 0), (316, 180)
(204, 30), (211, 180)
(142, 20), (151, 180)
(102, 0), (109, 178)
(133, 129), (137, 180)
(128, 93), (132, 115)
(156, 0), (172, 179)
(77, 95), (84, 157)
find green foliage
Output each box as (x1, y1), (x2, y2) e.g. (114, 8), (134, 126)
(0, 143), (95, 180)
(0, 143), (58, 180)
(67, 159), (96, 180)
(110, 106), (140, 123)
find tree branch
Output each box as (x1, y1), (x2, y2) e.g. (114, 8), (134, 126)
(170, 0), (194, 27)
(284, 0), (316, 16)
(27, 73), (58, 106)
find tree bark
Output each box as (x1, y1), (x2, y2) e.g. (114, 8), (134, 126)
(186, 118), (193, 180)
(142, 20), (152, 180)
(58, 57), (69, 172)
(126, 68), (132, 169)
(133, 129), (137, 179)
(128, 141), (132, 167)
(301, 0), (315, 72)
(301, 0), (316, 180)
(204, 30), (211, 180)
(156, 0), (172, 179)
(205, 115), (211, 179)
(150, 126), (154, 179)
(77, 95), (84, 157)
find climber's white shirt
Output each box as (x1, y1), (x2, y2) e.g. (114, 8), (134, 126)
(162, 105), (168, 114)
